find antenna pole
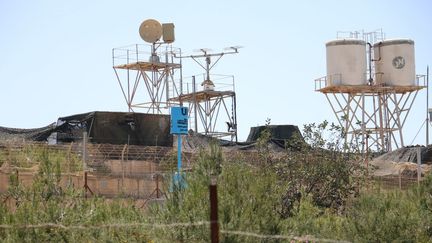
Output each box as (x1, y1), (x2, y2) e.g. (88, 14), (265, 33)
(427, 66), (430, 146)
(206, 56), (211, 81)
(193, 76), (198, 133)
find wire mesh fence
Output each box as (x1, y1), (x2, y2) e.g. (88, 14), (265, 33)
(1, 140), (430, 242)
(0, 140), (198, 203)
(0, 140), (425, 201)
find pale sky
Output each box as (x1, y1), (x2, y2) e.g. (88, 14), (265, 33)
(1, 0), (431, 145)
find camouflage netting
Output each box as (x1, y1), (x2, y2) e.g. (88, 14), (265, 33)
(373, 146), (432, 164)
(0, 123), (56, 142)
(246, 125), (305, 148)
(181, 125), (305, 153)
(0, 111), (173, 146)
(371, 146), (432, 177)
(56, 111), (172, 146)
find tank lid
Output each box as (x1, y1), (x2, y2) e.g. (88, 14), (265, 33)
(373, 39), (414, 47)
(326, 39), (366, 47)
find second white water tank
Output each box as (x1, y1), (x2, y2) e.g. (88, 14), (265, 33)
(326, 39), (367, 86)
(374, 39), (415, 86)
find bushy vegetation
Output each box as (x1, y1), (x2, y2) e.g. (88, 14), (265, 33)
(0, 151), (150, 242)
(150, 121), (432, 242)
(0, 144), (81, 172)
(1, 122), (432, 242)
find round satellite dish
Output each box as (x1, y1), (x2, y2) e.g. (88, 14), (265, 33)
(139, 19), (162, 43)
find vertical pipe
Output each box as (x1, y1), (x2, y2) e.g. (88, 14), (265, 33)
(136, 44), (139, 62)
(372, 95), (379, 150)
(367, 43), (373, 84)
(127, 49), (131, 112)
(365, 135), (369, 176)
(112, 48), (115, 67)
(82, 132), (87, 173)
(177, 135), (182, 172)
(344, 94), (350, 149)
(206, 57), (211, 81)
(180, 49), (183, 96)
(233, 94), (238, 142)
(362, 92), (365, 153)
(166, 68), (170, 106)
(427, 66), (430, 146)
(193, 76), (198, 133)
(84, 172), (88, 199)
(209, 177), (219, 243)
(392, 92), (404, 148)
(378, 94), (385, 151)
(417, 146), (422, 186)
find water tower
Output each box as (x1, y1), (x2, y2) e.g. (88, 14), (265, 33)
(315, 30), (426, 152)
(112, 19), (182, 114)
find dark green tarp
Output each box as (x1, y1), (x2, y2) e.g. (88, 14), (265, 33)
(246, 125), (304, 148)
(0, 123), (56, 142)
(56, 111), (172, 146)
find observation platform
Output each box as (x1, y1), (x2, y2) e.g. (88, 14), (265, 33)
(314, 74), (427, 94)
(112, 44), (182, 71)
(316, 85), (425, 94)
(113, 61), (181, 71)
(168, 90), (235, 103)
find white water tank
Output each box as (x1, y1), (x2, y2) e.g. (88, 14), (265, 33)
(374, 39), (415, 86)
(326, 39), (367, 86)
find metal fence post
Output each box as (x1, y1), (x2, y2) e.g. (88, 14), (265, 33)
(82, 132), (87, 194)
(84, 172), (88, 199)
(210, 176), (219, 243)
(121, 144), (127, 193)
(156, 174), (160, 198)
(417, 147), (422, 186)
(82, 132), (87, 172)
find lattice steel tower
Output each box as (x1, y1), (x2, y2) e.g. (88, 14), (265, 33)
(112, 19), (182, 114)
(169, 47), (240, 141)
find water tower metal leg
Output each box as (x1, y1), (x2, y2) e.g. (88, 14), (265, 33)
(361, 92), (366, 153)
(323, 89), (420, 152)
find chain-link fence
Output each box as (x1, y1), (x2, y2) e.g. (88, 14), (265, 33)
(0, 140), (198, 205)
(0, 140), (426, 202)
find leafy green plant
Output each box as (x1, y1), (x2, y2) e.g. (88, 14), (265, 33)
(274, 121), (365, 217)
(150, 141), (285, 242)
(2, 121), (432, 242)
(344, 183), (432, 242)
(0, 144), (81, 172)
(0, 148), (151, 242)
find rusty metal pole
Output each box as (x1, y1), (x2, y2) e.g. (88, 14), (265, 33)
(83, 132), (87, 197)
(209, 176), (219, 243)
(84, 171), (88, 199)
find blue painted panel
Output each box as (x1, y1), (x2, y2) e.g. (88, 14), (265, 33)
(170, 107), (189, 134)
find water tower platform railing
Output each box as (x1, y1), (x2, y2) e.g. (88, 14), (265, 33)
(112, 44), (181, 69)
(315, 74), (426, 94)
(169, 74), (235, 102)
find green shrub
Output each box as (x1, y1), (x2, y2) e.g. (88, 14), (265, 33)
(343, 173), (432, 242)
(275, 121), (365, 217)
(0, 150), (150, 242)
(150, 142), (285, 242)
